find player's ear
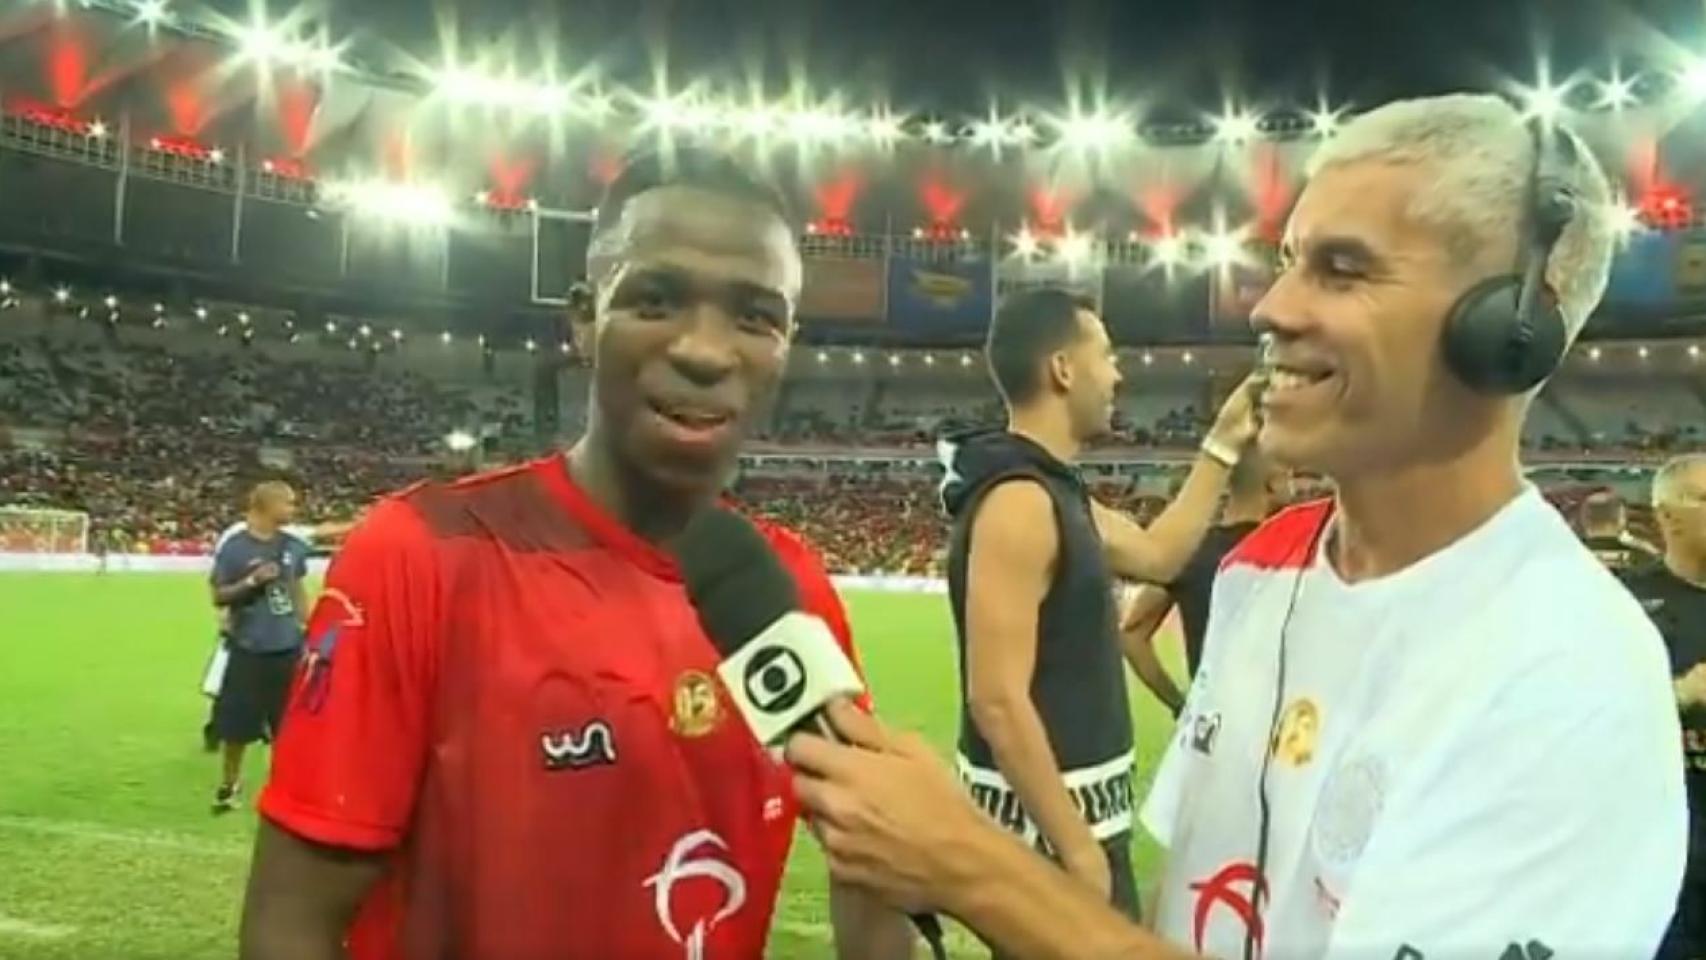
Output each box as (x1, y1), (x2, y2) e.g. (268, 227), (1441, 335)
(1047, 350), (1073, 393)
(566, 281), (595, 363)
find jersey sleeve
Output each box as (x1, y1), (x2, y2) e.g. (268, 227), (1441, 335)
(257, 497), (443, 851)
(209, 535), (245, 586)
(1323, 648), (1686, 959)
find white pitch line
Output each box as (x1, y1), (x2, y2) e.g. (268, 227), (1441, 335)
(0, 814), (247, 858)
(0, 914), (77, 941)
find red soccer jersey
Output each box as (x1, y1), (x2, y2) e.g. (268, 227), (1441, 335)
(258, 456), (866, 960)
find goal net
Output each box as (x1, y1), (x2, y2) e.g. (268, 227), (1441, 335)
(0, 506), (90, 554)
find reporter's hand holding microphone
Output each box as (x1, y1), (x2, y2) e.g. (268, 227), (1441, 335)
(671, 508), (949, 960)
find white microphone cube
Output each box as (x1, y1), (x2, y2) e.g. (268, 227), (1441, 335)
(715, 611), (866, 746)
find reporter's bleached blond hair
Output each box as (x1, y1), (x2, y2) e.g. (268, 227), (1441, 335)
(1307, 93), (1615, 345)
(248, 480), (295, 512)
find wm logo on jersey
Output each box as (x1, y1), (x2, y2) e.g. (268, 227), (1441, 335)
(540, 720), (617, 771)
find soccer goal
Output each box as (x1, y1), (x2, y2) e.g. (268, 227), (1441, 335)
(0, 506), (90, 554)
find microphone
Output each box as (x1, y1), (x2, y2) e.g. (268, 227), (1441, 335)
(673, 507), (949, 960)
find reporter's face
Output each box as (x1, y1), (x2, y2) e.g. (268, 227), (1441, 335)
(1251, 161), (1503, 478)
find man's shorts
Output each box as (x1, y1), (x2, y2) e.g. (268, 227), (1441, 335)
(211, 647), (299, 745)
(1658, 854), (1706, 960)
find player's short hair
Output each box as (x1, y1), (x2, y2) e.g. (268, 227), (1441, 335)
(248, 480), (294, 512)
(1653, 453), (1706, 509)
(985, 287), (1099, 406)
(1579, 489), (1625, 531)
(1307, 93), (1614, 344)
(586, 146), (794, 277)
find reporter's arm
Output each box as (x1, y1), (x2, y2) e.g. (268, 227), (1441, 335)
(964, 480), (1103, 884)
(1118, 585), (1184, 715)
(829, 879), (916, 960)
(239, 821), (386, 960)
(942, 822), (1197, 960)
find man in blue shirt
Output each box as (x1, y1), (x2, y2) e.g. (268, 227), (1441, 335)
(209, 480), (311, 813)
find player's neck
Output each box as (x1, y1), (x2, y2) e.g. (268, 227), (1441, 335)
(1222, 495), (1269, 526)
(1006, 407), (1080, 464)
(246, 514), (279, 538)
(1667, 550), (1706, 589)
(565, 437), (700, 544)
(1329, 441), (1524, 584)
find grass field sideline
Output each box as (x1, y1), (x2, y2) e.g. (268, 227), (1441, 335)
(0, 573), (1183, 959)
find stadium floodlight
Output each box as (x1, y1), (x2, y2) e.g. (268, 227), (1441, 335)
(1150, 234), (1187, 268)
(0, 280), (9, 296)
(921, 120), (952, 145)
(959, 353), (974, 368)
(887, 353), (901, 367)
(1057, 231), (1094, 265)
(238, 311), (251, 324)
(731, 106), (780, 139)
(1522, 82), (1568, 122)
(1181, 350), (1195, 365)
(1598, 73), (1637, 110)
(559, 341), (571, 355)
(88, 120), (108, 139)
(1308, 107), (1340, 137)
(1009, 119), (1038, 144)
(1214, 110), (1260, 145)
(1638, 345), (1651, 360)
(391, 328), (403, 342)
(208, 148), (225, 164)
(1055, 111), (1129, 150)
(785, 107), (856, 143)
(103, 295), (118, 309)
(1011, 228), (1040, 259)
(524, 338), (537, 352)
(923, 353), (936, 366)
(1205, 229), (1245, 268)
(1688, 344), (1701, 361)
(132, 0), (168, 25)
(446, 430), (477, 452)
(358, 323), (372, 337)
(1587, 345), (1602, 362)
(640, 93), (717, 132)
(1609, 200), (1644, 239)
(815, 350), (828, 364)
(440, 331), (453, 344)
(153, 302), (165, 313)
(234, 20), (294, 65)
(301, 41), (342, 75)
(1681, 62), (1706, 99)
(851, 350), (866, 364)
(866, 112), (906, 145)
(1142, 351), (1154, 366)
(195, 306), (208, 320)
(324, 320), (336, 333)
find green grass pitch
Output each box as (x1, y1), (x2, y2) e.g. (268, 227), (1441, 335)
(0, 574), (1184, 959)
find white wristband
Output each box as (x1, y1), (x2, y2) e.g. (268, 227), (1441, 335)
(1200, 436), (1241, 469)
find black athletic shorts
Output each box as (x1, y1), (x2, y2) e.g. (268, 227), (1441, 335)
(1658, 855), (1706, 960)
(211, 647), (299, 745)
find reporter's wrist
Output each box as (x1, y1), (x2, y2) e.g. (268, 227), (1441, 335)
(1199, 434), (1242, 469)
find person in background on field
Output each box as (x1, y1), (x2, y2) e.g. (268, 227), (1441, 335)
(1579, 487), (1660, 572)
(207, 481), (311, 812)
(1624, 454), (1706, 960)
(937, 286), (1258, 935)
(1120, 449), (1291, 714)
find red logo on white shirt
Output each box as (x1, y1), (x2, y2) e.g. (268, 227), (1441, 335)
(1189, 861), (1267, 957)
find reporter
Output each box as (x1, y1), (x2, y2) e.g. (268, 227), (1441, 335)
(791, 93), (1685, 960)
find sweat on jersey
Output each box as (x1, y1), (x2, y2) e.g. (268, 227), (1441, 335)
(1142, 488), (1686, 959)
(257, 456), (868, 960)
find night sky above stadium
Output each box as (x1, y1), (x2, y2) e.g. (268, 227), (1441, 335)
(251, 0), (1706, 117)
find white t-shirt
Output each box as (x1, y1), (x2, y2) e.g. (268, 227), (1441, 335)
(1142, 488), (1686, 959)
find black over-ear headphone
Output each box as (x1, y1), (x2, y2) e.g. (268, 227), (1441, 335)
(1439, 116), (1579, 394)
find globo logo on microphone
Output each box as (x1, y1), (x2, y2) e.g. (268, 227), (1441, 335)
(744, 647), (808, 714)
(715, 611), (866, 746)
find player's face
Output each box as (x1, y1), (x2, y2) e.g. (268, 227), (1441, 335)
(1062, 309), (1122, 441)
(581, 187), (801, 497)
(1252, 160), (1507, 478)
(1659, 466), (1706, 557)
(263, 488), (298, 525)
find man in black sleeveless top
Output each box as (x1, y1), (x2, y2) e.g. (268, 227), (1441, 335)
(1120, 449), (1290, 713)
(938, 287), (1257, 934)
